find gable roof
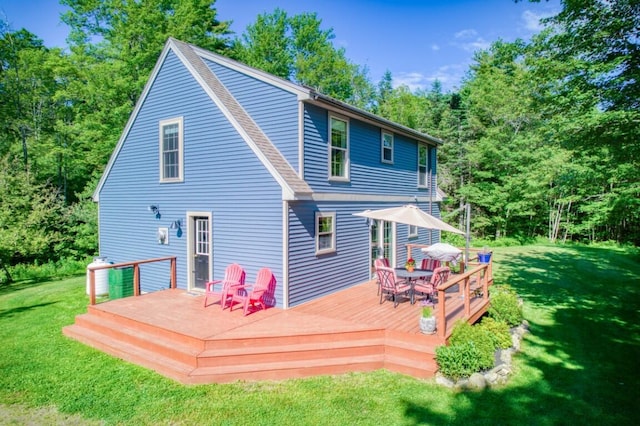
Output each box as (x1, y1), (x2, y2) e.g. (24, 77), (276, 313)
(94, 38), (443, 202)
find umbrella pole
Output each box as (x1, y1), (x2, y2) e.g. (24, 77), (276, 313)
(464, 203), (471, 272)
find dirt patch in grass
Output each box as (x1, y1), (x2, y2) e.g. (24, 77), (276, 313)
(0, 404), (103, 425)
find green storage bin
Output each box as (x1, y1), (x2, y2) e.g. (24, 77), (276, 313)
(109, 267), (134, 299)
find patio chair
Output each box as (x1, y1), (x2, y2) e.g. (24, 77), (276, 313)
(413, 266), (450, 303)
(420, 258), (441, 271)
(376, 266), (412, 308)
(203, 263), (246, 309)
(230, 267), (276, 315)
(374, 258), (390, 295)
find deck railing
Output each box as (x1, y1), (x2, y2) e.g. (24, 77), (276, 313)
(406, 244), (493, 338)
(87, 256), (177, 305)
(435, 260), (492, 338)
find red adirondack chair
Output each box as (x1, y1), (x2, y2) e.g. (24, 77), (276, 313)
(203, 263), (246, 309)
(230, 267), (276, 316)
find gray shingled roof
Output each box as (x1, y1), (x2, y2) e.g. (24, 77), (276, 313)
(170, 38), (313, 199)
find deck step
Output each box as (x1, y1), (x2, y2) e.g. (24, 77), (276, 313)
(72, 313), (202, 367)
(86, 305), (204, 348)
(198, 337), (386, 368)
(63, 324), (195, 383)
(188, 354), (385, 384)
(206, 328), (384, 350)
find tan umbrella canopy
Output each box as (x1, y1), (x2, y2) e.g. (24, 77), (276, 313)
(353, 205), (464, 235)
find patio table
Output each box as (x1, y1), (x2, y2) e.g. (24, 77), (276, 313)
(394, 268), (433, 304)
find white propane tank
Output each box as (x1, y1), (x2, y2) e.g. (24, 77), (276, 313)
(86, 256), (110, 296)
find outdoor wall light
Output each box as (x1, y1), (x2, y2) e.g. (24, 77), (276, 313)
(148, 205), (161, 219)
(169, 219), (182, 230)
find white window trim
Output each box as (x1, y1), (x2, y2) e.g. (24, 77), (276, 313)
(315, 211), (336, 255)
(417, 143), (428, 188)
(328, 114), (350, 182)
(381, 131), (394, 164)
(408, 224), (418, 238)
(159, 116), (184, 183)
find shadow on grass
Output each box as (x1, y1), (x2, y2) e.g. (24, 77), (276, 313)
(0, 274), (85, 296)
(401, 245), (640, 424)
(0, 301), (59, 319)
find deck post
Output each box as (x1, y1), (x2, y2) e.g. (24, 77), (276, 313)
(464, 275), (471, 316)
(133, 264), (140, 296)
(170, 257), (177, 288)
(89, 269), (96, 305)
(437, 289), (446, 338)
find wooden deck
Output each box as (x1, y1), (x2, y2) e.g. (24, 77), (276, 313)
(63, 274), (490, 384)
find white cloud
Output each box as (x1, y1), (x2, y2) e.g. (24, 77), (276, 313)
(391, 63), (466, 92)
(451, 28), (490, 52)
(521, 10), (545, 32)
(431, 44), (440, 51)
(392, 72), (428, 91)
(454, 29), (478, 39)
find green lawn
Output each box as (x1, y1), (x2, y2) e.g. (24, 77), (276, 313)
(1, 244), (638, 425)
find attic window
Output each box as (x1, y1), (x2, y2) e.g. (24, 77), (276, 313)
(159, 117), (184, 183)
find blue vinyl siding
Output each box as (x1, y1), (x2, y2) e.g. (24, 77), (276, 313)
(205, 60), (300, 171)
(286, 200), (438, 307)
(303, 104), (435, 197)
(99, 51), (285, 303)
(287, 202), (370, 306)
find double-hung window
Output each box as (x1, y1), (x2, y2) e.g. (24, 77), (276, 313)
(159, 117), (184, 182)
(315, 212), (336, 255)
(418, 144), (429, 188)
(381, 132), (393, 163)
(329, 115), (349, 180)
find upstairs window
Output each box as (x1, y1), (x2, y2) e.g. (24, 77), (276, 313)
(329, 115), (349, 180)
(381, 132), (394, 163)
(418, 144), (429, 188)
(315, 212), (336, 255)
(160, 117), (183, 182)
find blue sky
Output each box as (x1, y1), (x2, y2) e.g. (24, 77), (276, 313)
(1, 0), (559, 91)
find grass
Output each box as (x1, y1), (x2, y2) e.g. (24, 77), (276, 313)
(1, 244), (638, 425)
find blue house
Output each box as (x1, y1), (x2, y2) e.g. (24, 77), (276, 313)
(93, 38), (446, 309)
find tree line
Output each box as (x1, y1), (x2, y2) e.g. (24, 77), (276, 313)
(0, 0), (637, 281)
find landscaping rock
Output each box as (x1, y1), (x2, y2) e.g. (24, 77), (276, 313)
(435, 373), (456, 388)
(468, 373), (487, 390)
(455, 378), (470, 390)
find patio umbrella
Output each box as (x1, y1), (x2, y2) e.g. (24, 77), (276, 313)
(353, 205), (464, 235)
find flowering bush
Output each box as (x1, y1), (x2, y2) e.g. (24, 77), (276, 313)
(405, 258), (416, 269)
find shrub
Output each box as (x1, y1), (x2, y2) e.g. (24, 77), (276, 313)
(488, 285), (523, 327)
(9, 257), (91, 282)
(435, 341), (484, 380)
(435, 321), (496, 379)
(449, 322), (495, 369)
(479, 316), (512, 349)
